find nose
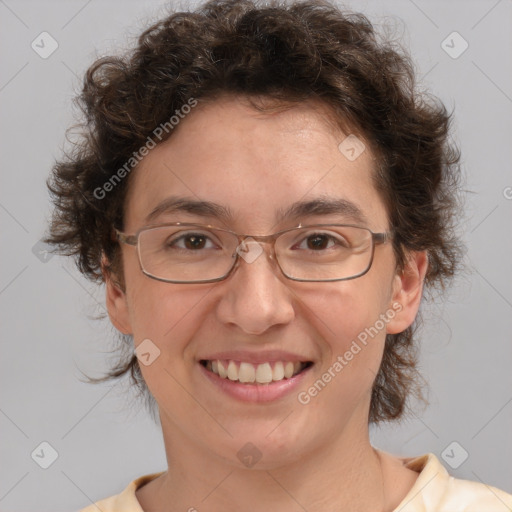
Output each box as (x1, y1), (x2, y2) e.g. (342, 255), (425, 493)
(215, 240), (295, 335)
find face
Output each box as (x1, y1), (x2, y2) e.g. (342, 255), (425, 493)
(106, 95), (426, 469)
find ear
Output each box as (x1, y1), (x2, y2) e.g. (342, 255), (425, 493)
(386, 250), (428, 335)
(102, 254), (133, 335)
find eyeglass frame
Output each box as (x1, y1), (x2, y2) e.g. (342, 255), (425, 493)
(113, 222), (393, 284)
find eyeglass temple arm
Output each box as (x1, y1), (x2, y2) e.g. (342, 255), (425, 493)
(373, 231), (393, 245)
(113, 228), (138, 246)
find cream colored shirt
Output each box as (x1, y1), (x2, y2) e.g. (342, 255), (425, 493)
(80, 453), (512, 511)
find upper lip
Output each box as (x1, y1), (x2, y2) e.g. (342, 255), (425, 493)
(199, 350), (314, 364)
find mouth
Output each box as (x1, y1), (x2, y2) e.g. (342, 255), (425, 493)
(200, 359), (314, 385)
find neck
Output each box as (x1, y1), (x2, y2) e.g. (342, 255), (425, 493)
(138, 414), (389, 512)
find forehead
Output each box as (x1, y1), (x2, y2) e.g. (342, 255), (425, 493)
(123, 96), (387, 231)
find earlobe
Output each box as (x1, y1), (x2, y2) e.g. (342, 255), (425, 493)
(102, 256), (133, 335)
(386, 251), (429, 335)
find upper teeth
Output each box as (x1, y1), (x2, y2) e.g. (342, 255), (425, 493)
(206, 360), (305, 384)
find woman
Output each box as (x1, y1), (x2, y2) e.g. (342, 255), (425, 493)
(46, 0), (512, 510)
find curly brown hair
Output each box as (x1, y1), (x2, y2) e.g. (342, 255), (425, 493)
(46, 0), (462, 424)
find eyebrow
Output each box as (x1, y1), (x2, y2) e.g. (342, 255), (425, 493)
(144, 195), (368, 226)
(276, 196), (367, 225)
(145, 196), (234, 223)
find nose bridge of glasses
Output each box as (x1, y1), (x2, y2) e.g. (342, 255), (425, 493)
(234, 234), (277, 266)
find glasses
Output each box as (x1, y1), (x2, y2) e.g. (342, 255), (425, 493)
(114, 222), (392, 284)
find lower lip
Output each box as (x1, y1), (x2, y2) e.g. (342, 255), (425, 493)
(199, 362), (313, 403)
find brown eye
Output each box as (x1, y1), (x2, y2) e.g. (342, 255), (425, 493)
(295, 232), (349, 251)
(183, 234), (207, 250)
(166, 232), (217, 251)
(306, 234), (331, 250)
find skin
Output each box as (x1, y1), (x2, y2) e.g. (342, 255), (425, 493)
(105, 95), (428, 512)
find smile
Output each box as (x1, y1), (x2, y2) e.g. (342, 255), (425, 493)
(200, 359), (313, 384)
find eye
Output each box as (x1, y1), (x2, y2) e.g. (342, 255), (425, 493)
(295, 232), (349, 251)
(168, 232), (218, 250)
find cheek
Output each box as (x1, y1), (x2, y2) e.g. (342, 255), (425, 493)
(126, 276), (207, 357)
(300, 277), (392, 351)
(295, 284), (391, 417)
(126, 283), (212, 403)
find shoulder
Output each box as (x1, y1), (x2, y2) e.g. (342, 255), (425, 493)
(441, 476), (512, 510)
(393, 452), (512, 512)
(79, 472), (164, 512)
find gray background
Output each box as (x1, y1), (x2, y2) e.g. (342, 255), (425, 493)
(1, 0), (511, 510)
